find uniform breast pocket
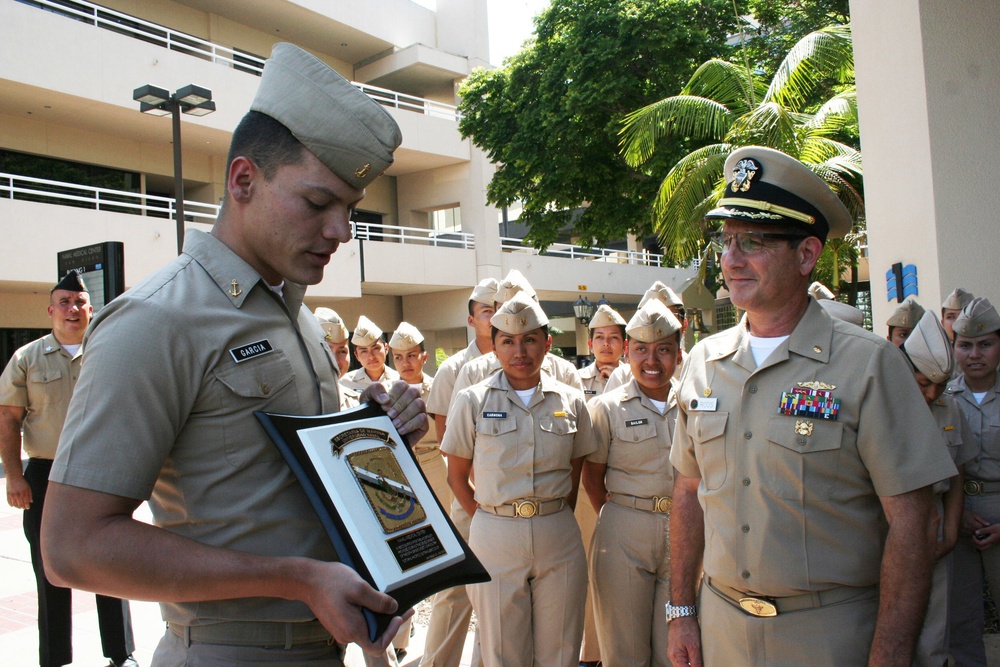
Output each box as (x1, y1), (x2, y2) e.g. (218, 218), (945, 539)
(212, 353), (297, 467)
(686, 413), (729, 490)
(539, 415), (578, 461)
(611, 422), (664, 472)
(29, 370), (67, 405)
(765, 417), (844, 500)
(475, 417), (519, 470)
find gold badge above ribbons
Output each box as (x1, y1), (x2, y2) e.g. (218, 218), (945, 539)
(348, 446), (425, 534)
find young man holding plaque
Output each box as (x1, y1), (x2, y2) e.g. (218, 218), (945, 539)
(582, 298), (683, 667)
(442, 291), (600, 667)
(40, 43), (425, 665)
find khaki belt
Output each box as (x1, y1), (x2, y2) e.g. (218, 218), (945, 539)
(609, 492), (672, 514)
(168, 619), (332, 648)
(480, 498), (565, 518)
(705, 576), (874, 618)
(964, 479), (1000, 496)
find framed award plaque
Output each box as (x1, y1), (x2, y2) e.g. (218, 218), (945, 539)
(255, 402), (489, 642)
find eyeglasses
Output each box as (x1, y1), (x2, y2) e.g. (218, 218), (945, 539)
(708, 231), (808, 255)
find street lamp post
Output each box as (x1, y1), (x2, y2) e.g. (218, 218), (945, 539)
(132, 84), (216, 254)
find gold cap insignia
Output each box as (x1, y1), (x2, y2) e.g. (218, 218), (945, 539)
(324, 332), (332, 342)
(704, 387), (712, 397)
(355, 163), (371, 179)
(731, 158), (760, 193)
(795, 420), (814, 436)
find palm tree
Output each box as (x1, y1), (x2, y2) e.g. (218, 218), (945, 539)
(620, 24), (863, 291)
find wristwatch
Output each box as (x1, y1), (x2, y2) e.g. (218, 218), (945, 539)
(665, 602), (698, 624)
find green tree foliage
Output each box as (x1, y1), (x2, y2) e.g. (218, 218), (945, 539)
(619, 24), (863, 290)
(458, 0), (736, 250)
(741, 0), (852, 74)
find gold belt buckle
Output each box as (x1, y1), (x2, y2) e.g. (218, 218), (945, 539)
(738, 596), (778, 617)
(965, 480), (984, 496)
(513, 499), (539, 518)
(654, 496), (672, 513)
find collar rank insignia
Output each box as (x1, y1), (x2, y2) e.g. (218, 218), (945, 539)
(229, 279), (242, 297)
(355, 163), (371, 179)
(731, 158), (760, 193)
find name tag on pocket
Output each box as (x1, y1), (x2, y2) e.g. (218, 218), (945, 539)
(483, 411), (508, 419)
(689, 398), (718, 412)
(229, 339), (273, 363)
(625, 418), (648, 427)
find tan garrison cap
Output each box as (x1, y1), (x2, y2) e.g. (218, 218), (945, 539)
(886, 298), (925, 328)
(953, 297), (1000, 337)
(491, 291), (548, 334)
(808, 281), (835, 301)
(638, 280), (683, 309)
(942, 287), (974, 311)
(903, 310), (954, 384)
(314, 307), (349, 344)
(52, 271), (88, 293)
(589, 304), (627, 330)
(818, 299), (864, 327)
(352, 315), (384, 347)
(389, 322), (424, 350)
(250, 43), (402, 190)
(470, 278), (500, 306)
(705, 146), (853, 241)
(495, 269), (537, 304)
(626, 299), (682, 343)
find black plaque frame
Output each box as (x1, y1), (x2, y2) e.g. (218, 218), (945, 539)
(255, 402), (488, 642)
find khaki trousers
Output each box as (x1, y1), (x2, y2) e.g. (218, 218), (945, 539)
(915, 550), (952, 667)
(153, 628), (345, 666)
(469, 507), (587, 667)
(699, 577), (878, 666)
(948, 491), (1000, 666)
(590, 502), (670, 667)
(420, 497), (483, 667)
(574, 495), (601, 663)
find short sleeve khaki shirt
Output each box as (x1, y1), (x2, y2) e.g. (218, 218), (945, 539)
(670, 300), (955, 596)
(441, 373), (599, 507)
(946, 374), (1000, 481)
(340, 366), (399, 393)
(0, 333), (81, 459)
(425, 340), (486, 417)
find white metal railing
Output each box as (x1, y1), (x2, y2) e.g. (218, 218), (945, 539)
(353, 221), (475, 250)
(500, 236), (666, 267)
(0, 171), (220, 221)
(23, 0), (462, 121)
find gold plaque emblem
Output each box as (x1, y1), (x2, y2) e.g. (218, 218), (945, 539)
(229, 280), (242, 297)
(795, 420), (814, 437)
(355, 163), (371, 179)
(797, 381), (835, 391)
(348, 446), (425, 533)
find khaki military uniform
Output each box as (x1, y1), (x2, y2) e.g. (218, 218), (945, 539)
(587, 379), (676, 667)
(52, 231), (344, 648)
(441, 372), (599, 667)
(578, 360), (625, 398)
(946, 373), (1000, 665)
(670, 300), (955, 666)
(0, 334), (136, 666)
(341, 365), (399, 393)
(419, 342), (487, 667)
(915, 394), (977, 667)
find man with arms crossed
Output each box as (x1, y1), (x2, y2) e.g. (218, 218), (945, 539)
(40, 43), (424, 665)
(667, 147), (954, 666)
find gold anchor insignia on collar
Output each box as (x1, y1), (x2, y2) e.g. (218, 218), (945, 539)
(355, 163), (371, 179)
(228, 280), (242, 297)
(798, 381), (835, 391)
(795, 420), (814, 436)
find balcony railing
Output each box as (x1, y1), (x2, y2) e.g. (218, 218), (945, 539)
(0, 171), (221, 222)
(500, 236), (666, 267)
(19, 0), (462, 120)
(353, 221), (475, 250)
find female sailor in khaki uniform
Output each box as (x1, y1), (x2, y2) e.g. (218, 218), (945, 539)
(583, 299), (682, 667)
(442, 292), (599, 667)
